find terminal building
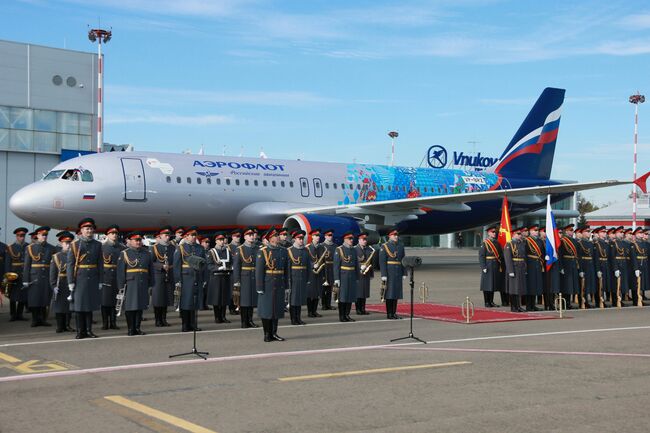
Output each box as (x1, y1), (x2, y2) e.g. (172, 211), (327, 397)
(0, 39), (98, 243)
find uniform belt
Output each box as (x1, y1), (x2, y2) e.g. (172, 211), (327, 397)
(104, 264), (117, 268)
(78, 264), (97, 269)
(126, 269), (148, 273)
(513, 258), (524, 261)
(387, 261), (401, 265)
(31, 264), (49, 268)
(527, 255), (540, 259)
(11, 262), (24, 266)
(291, 266), (306, 270)
(341, 266), (355, 271)
(599, 258), (608, 261)
(580, 257), (593, 260)
(486, 256), (496, 259)
(562, 256), (575, 259)
(59, 273), (67, 277)
(182, 264), (191, 268)
(241, 266), (255, 271)
(615, 256), (627, 259)
(326, 261), (333, 264)
(265, 270), (284, 275)
(637, 256), (647, 259)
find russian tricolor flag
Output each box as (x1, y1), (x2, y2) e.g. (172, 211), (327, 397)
(545, 194), (560, 270)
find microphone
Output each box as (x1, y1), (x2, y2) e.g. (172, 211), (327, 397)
(402, 256), (422, 268)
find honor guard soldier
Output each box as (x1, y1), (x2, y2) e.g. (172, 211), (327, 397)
(173, 227), (207, 332)
(198, 236), (211, 310)
(379, 228), (406, 319)
(625, 229), (637, 303)
(504, 227), (527, 312)
(479, 225), (503, 308)
(255, 228), (289, 342)
(101, 225), (125, 330)
(151, 226), (175, 327)
(306, 228), (324, 318)
(207, 232), (233, 324)
(559, 224), (580, 309)
(50, 231), (75, 333)
(67, 218), (104, 339)
(576, 228), (596, 308)
(355, 232), (376, 315)
(334, 231), (359, 322)
(5, 227), (29, 321)
(609, 226), (629, 307)
(23, 226), (55, 327)
(524, 225), (544, 311)
(630, 228), (648, 306)
(117, 232), (154, 336)
(228, 229), (242, 315)
(279, 227), (292, 249)
(287, 230), (310, 325)
(320, 229), (337, 310)
(592, 226), (610, 308)
(540, 228), (560, 310)
(232, 227), (259, 328)
(171, 227), (185, 247)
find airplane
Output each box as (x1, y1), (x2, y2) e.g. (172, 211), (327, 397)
(9, 87), (649, 241)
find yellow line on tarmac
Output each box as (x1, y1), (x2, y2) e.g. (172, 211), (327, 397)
(0, 352), (21, 363)
(278, 361), (472, 382)
(104, 395), (218, 433)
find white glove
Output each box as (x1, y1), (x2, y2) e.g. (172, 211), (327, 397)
(560, 269), (565, 275)
(234, 282), (241, 287)
(53, 286), (59, 295)
(635, 270), (641, 277)
(579, 272), (585, 278)
(615, 270), (621, 278)
(68, 283), (75, 291)
(509, 273), (515, 277)
(257, 290), (264, 294)
(22, 282), (28, 288)
(597, 271), (602, 278)
(402, 276), (407, 280)
(313, 264), (318, 269)
(482, 268), (487, 273)
(334, 280), (340, 287)
(360, 264), (367, 271)
(381, 276), (387, 282)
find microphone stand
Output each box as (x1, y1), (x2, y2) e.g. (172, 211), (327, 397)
(391, 266), (426, 344)
(170, 267), (209, 360)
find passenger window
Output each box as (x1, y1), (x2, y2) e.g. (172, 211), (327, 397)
(380, 185), (384, 191)
(325, 183), (329, 189)
(187, 177), (191, 184)
(272, 181), (276, 187)
(216, 178), (221, 185)
(289, 181), (294, 188)
(357, 184), (360, 190)
(207, 178), (212, 184)
(245, 179), (249, 186)
(197, 177), (202, 184)
(254, 180), (259, 186)
(176, 176), (181, 184)
(226, 179), (231, 185)
(388, 185), (392, 191)
(281, 181), (285, 187)
(166, 176), (171, 183)
(263, 180), (267, 187)
(235, 179), (240, 186)
(333, 183), (338, 189)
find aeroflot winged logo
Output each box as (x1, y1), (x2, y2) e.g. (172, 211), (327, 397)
(193, 160), (286, 171)
(427, 145), (498, 170)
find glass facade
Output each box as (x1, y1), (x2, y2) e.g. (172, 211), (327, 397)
(0, 105), (93, 154)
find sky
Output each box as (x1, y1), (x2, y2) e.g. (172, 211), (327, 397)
(2, 0), (649, 206)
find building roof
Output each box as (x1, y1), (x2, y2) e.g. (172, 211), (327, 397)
(585, 195), (650, 226)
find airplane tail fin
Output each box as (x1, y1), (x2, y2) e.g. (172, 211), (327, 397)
(493, 87), (565, 180)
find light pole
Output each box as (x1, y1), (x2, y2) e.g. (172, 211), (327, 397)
(388, 131), (399, 166)
(629, 93), (645, 230)
(88, 28), (112, 153)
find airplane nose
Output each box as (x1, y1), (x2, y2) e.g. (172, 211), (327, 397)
(9, 184), (42, 222)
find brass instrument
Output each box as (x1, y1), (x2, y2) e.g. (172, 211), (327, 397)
(115, 284), (127, 317)
(2, 272), (18, 299)
(173, 283), (181, 312)
(597, 274), (604, 309)
(361, 248), (376, 276)
(380, 279), (386, 302)
(419, 282), (429, 303)
(313, 249), (329, 276)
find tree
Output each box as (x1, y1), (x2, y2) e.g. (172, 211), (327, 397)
(577, 193), (599, 229)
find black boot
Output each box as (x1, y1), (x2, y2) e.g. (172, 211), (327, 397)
(136, 310), (145, 335)
(483, 292), (491, 308)
(290, 306), (297, 325)
(30, 307), (39, 327)
(297, 306), (306, 325)
(272, 319), (284, 341)
(125, 311), (134, 336)
(501, 291), (510, 306)
(360, 298), (369, 315)
(313, 299), (322, 317)
(9, 301), (17, 321)
(40, 307), (51, 326)
(100, 306), (109, 330)
(55, 313), (65, 333)
(161, 308), (171, 327)
(385, 300), (392, 319)
(86, 312), (98, 337)
(75, 312), (86, 339)
(181, 310), (191, 332)
(190, 310), (201, 331)
(247, 307), (259, 328)
(16, 302), (28, 321)
(154, 307), (162, 327)
(214, 306), (223, 323)
(262, 318), (272, 342)
(110, 309), (120, 330)
(241, 307), (249, 328)
(221, 306), (231, 323)
(65, 313), (74, 332)
(339, 305), (347, 322)
(356, 298), (363, 314)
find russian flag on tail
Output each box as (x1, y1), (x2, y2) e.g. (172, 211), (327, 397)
(497, 197), (511, 248)
(545, 195), (561, 270)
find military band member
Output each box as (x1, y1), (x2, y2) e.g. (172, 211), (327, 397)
(559, 224), (580, 309)
(504, 227), (526, 312)
(306, 228), (324, 318)
(151, 226), (175, 327)
(198, 236), (212, 310)
(232, 227), (259, 328)
(101, 225), (125, 330)
(379, 228), (406, 320)
(23, 226), (55, 327)
(592, 226), (610, 308)
(605, 227), (617, 303)
(524, 225), (544, 311)
(630, 227), (648, 306)
(50, 231), (75, 333)
(355, 232), (376, 315)
(117, 232), (154, 336)
(67, 218), (103, 339)
(255, 228), (289, 342)
(479, 225), (503, 308)
(228, 229), (242, 315)
(609, 226), (629, 307)
(173, 227), (206, 332)
(576, 227), (596, 308)
(279, 227), (292, 249)
(625, 228), (637, 304)
(334, 231), (359, 322)
(5, 227), (29, 321)
(171, 227), (185, 247)
(320, 229), (337, 310)
(287, 230), (310, 325)
(207, 232), (232, 324)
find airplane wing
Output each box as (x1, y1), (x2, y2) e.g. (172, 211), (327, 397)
(285, 177), (646, 219)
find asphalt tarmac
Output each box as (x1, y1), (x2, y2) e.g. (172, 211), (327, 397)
(2, 248), (650, 433)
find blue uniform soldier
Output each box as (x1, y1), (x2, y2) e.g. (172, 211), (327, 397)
(379, 228), (406, 320)
(255, 228), (289, 342)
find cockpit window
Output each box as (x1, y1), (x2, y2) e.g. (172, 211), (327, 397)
(43, 170), (65, 180)
(81, 170), (93, 182)
(59, 168), (93, 182)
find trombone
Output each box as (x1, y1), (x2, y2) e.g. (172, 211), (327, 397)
(313, 249), (330, 286)
(361, 248), (376, 276)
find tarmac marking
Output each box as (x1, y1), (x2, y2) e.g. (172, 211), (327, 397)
(104, 395), (218, 433)
(0, 350), (74, 374)
(92, 398), (178, 433)
(277, 361), (472, 382)
(386, 346), (650, 359)
(0, 351), (22, 363)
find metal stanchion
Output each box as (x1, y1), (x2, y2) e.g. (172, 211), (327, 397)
(419, 282), (429, 304)
(461, 296), (474, 324)
(554, 293), (566, 319)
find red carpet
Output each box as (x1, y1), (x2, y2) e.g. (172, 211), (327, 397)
(365, 303), (560, 324)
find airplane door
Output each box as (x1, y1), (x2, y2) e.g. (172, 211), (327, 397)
(121, 158), (146, 201)
(313, 178), (323, 197)
(299, 177), (310, 197)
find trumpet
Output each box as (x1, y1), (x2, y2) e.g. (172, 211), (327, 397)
(361, 249), (376, 276)
(313, 249), (328, 275)
(173, 283), (181, 311)
(115, 284), (127, 317)
(1, 272), (18, 299)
